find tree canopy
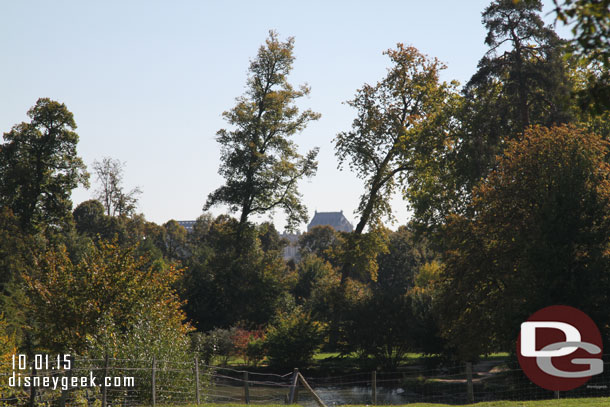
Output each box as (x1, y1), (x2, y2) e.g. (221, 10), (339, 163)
(335, 45), (457, 235)
(205, 31), (320, 232)
(437, 125), (610, 359)
(0, 98), (89, 231)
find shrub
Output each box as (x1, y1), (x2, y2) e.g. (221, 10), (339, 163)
(245, 337), (266, 367)
(264, 307), (324, 369)
(231, 327), (265, 366)
(191, 328), (236, 366)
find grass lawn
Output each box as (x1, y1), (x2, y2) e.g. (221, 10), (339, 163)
(159, 398), (610, 407)
(402, 398), (610, 406)
(215, 351), (512, 370)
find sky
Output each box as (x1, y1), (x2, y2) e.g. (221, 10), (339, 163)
(0, 1), (573, 232)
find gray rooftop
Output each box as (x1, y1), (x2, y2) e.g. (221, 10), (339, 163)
(307, 210), (353, 233)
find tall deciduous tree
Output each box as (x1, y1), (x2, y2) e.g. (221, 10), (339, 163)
(334, 45), (455, 286)
(0, 98), (89, 231)
(335, 45), (456, 235)
(204, 31), (320, 232)
(93, 157), (141, 217)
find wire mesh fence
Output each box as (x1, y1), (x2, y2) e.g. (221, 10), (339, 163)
(2, 355), (610, 406)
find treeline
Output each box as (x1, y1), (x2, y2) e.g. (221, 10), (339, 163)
(1, 0), (610, 387)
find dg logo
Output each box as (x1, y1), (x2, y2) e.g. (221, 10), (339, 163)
(517, 305), (604, 391)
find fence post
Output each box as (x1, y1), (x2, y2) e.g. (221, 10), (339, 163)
(151, 356), (156, 407)
(28, 361), (36, 407)
(102, 354), (109, 407)
(288, 368), (299, 404)
(195, 357), (201, 405)
(466, 362), (474, 404)
(297, 372), (327, 407)
(372, 370), (377, 405)
(59, 355), (74, 407)
(244, 371), (250, 404)
(555, 390), (560, 399)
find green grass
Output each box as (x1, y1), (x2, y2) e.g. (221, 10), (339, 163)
(159, 398), (610, 407)
(400, 398), (610, 406)
(214, 351), (512, 369)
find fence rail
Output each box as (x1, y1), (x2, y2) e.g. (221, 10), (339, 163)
(2, 355), (610, 406)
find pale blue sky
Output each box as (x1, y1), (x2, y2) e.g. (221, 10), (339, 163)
(0, 1), (571, 231)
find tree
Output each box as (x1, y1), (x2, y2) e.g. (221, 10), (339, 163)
(0, 207), (36, 343)
(158, 220), (188, 262)
(298, 225), (344, 267)
(23, 239), (190, 354)
(376, 226), (435, 296)
(341, 292), (415, 369)
(0, 314), (18, 400)
(340, 227), (442, 368)
(471, 0), (572, 133)
(73, 199), (107, 238)
(263, 306), (324, 368)
(552, 0), (610, 67)
(334, 44), (455, 284)
(437, 125), (610, 359)
(181, 215), (291, 331)
(293, 254), (335, 303)
(92, 157), (141, 217)
(550, 0), (610, 112)
(335, 45), (456, 235)
(0, 98), (89, 231)
(409, 0), (576, 231)
(204, 31), (320, 232)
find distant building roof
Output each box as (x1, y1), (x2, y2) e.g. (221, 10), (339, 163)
(177, 220), (196, 232)
(307, 211), (353, 233)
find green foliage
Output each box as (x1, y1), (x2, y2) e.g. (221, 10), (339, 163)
(264, 307), (324, 368)
(437, 125), (610, 359)
(158, 220), (188, 262)
(23, 239), (191, 354)
(409, 0), (577, 233)
(0, 207), (41, 345)
(341, 293), (415, 369)
(335, 44), (457, 235)
(72, 201), (166, 264)
(553, 0), (610, 67)
(340, 228), (443, 368)
(73, 199), (107, 237)
(293, 254), (335, 303)
(181, 216), (291, 331)
(339, 229), (389, 283)
(245, 336), (266, 367)
(298, 225), (344, 267)
(205, 31), (320, 231)
(88, 311), (193, 406)
(0, 98), (89, 232)
(231, 327), (266, 367)
(474, 0), (573, 131)
(376, 226), (435, 295)
(190, 328), (236, 366)
(0, 314), (18, 398)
